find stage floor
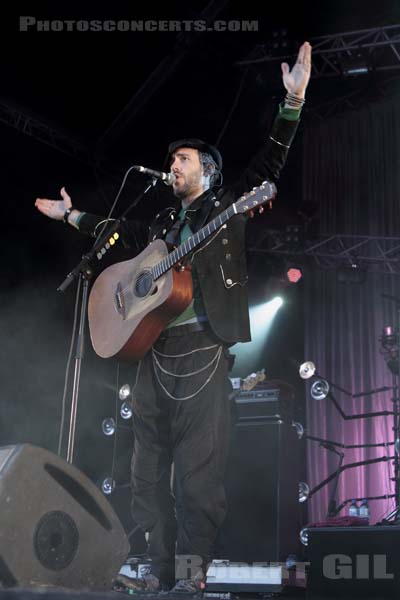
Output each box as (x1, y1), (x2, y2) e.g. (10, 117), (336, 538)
(0, 587), (386, 600)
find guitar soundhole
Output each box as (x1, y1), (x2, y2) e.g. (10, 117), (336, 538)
(134, 270), (154, 298)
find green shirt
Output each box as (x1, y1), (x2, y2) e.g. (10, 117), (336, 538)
(165, 206), (207, 328)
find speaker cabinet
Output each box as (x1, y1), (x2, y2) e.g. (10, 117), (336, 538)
(0, 444), (130, 589)
(307, 526), (400, 599)
(215, 421), (302, 563)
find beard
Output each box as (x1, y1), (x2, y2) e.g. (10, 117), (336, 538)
(172, 174), (198, 199)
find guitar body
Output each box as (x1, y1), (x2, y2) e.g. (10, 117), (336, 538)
(88, 239), (193, 361)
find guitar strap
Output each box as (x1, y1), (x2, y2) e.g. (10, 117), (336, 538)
(165, 187), (224, 245)
(164, 217), (187, 246)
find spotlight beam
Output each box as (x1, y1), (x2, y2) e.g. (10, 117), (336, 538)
(231, 298), (284, 370)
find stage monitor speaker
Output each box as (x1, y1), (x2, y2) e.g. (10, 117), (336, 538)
(307, 525), (400, 599)
(0, 444), (130, 590)
(215, 420), (302, 563)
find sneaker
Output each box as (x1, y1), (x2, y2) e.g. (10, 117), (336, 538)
(114, 572), (161, 593)
(170, 576), (206, 594)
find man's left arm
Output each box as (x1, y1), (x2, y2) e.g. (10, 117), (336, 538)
(233, 41), (312, 197)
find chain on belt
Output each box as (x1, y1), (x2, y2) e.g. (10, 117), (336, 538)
(151, 343), (223, 401)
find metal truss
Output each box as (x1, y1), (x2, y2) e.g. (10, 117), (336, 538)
(96, 0), (230, 153)
(0, 97), (91, 164)
(303, 75), (400, 121)
(0, 97), (142, 189)
(0, 0), (231, 160)
(249, 232), (400, 276)
(237, 25), (400, 79)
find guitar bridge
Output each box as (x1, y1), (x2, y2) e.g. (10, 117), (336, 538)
(114, 283), (126, 319)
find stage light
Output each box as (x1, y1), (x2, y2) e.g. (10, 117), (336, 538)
(272, 296), (284, 309)
(292, 421), (305, 440)
(381, 325), (398, 350)
(101, 477), (116, 495)
(229, 297), (284, 372)
(310, 379), (330, 401)
(299, 360), (316, 380)
(102, 417), (116, 436)
(269, 29), (291, 55)
(284, 224), (304, 249)
(119, 384), (131, 401)
(299, 481), (310, 503)
(120, 401), (133, 420)
(341, 55), (369, 76)
(300, 527), (309, 546)
(337, 264), (366, 284)
(286, 267), (302, 283)
(249, 297), (284, 331)
(380, 325), (399, 375)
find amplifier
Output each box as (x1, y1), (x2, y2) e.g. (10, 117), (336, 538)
(215, 420), (302, 563)
(232, 380), (295, 423)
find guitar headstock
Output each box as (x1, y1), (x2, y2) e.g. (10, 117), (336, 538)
(235, 181), (277, 215)
(241, 369), (266, 391)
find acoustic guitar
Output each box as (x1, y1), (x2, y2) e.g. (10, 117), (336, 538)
(88, 181), (276, 361)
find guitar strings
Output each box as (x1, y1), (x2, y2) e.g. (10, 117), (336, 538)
(112, 204), (234, 298)
(115, 223), (226, 298)
(114, 193), (269, 298)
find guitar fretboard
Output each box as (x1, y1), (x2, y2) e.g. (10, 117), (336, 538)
(149, 180), (275, 280)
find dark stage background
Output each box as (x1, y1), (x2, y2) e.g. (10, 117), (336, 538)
(1, 0), (400, 556)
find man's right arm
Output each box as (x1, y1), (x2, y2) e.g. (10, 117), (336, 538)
(35, 187), (83, 229)
(35, 186), (147, 250)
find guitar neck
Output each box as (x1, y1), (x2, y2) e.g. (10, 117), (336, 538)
(150, 180), (276, 280)
(151, 203), (237, 280)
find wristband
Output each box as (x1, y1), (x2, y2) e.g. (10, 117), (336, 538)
(63, 207), (74, 224)
(284, 93), (305, 108)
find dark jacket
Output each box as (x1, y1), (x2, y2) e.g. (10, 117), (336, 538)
(78, 112), (299, 344)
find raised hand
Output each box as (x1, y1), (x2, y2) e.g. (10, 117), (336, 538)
(35, 186), (72, 221)
(281, 41), (312, 98)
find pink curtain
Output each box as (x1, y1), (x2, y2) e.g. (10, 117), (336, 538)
(302, 96), (400, 525)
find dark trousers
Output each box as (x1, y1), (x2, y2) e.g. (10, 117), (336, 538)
(130, 327), (232, 585)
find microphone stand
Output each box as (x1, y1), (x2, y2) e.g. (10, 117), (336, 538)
(57, 178), (157, 464)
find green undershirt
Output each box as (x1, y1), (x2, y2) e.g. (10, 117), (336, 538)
(165, 206), (206, 328)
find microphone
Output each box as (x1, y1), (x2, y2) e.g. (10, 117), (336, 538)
(133, 165), (176, 186)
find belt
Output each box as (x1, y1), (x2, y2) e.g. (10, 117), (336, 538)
(159, 321), (208, 339)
